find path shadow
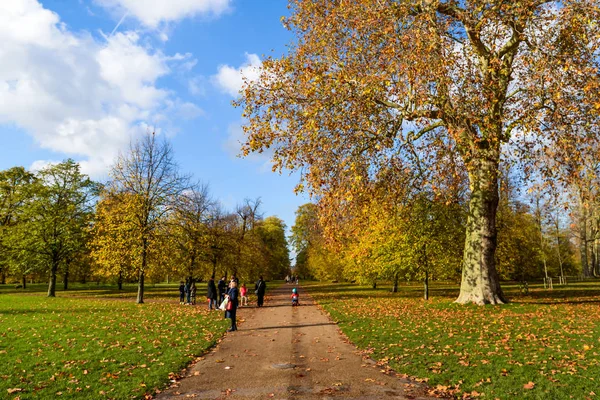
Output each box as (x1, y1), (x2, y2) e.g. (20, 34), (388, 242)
(251, 322), (337, 331)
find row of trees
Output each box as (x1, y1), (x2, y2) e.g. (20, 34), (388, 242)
(0, 133), (291, 302)
(291, 161), (594, 299)
(239, 0), (600, 304)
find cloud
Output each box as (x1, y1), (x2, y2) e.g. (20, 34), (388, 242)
(188, 75), (207, 96)
(0, 0), (202, 178)
(95, 0), (231, 29)
(214, 53), (262, 97)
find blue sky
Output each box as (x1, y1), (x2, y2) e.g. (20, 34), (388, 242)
(0, 0), (309, 234)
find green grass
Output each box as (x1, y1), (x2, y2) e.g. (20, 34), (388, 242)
(305, 280), (600, 400)
(0, 285), (229, 399)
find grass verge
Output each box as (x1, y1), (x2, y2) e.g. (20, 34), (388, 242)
(0, 293), (228, 399)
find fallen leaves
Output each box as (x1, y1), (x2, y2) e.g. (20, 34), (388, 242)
(306, 281), (600, 399)
(523, 381), (535, 390)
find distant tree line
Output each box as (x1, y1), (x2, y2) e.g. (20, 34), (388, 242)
(0, 132), (291, 302)
(291, 160), (598, 297)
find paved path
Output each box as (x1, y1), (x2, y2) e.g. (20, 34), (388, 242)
(157, 284), (437, 399)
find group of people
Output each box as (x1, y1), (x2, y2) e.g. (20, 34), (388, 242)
(204, 275), (267, 332)
(178, 278), (197, 305)
(285, 274), (299, 285)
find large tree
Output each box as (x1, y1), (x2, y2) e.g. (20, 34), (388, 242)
(239, 0), (600, 304)
(27, 161), (97, 297)
(110, 132), (189, 303)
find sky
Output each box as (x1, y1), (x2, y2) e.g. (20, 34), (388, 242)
(0, 0), (310, 236)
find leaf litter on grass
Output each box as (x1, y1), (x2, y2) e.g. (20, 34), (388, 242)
(306, 281), (600, 399)
(0, 294), (228, 399)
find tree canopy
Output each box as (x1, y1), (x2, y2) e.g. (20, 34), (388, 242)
(239, 0), (600, 304)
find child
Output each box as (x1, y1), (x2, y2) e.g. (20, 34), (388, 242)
(240, 283), (248, 306)
(291, 287), (299, 306)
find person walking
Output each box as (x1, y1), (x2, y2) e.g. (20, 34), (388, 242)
(190, 281), (197, 305)
(224, 281), (239, 332)
(184, 279), (191, 304)
(207, 276), (218, 310)
(218, 276), (227, 304)
(179, 281), (185, 304)
(255, 276), (266, 307)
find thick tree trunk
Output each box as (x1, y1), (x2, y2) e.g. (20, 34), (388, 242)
(456, 158), (506, 305)
(372, 281), (377, 289)
(48, 259), (59, 297)
(1, 270), (6, 285)
(22, 275), (27, 290)
(392, 273), (398, 293)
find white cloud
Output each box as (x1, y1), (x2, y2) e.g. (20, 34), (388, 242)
(0, 0), (202, 178)
(214, 53), (262, 97)
(188, 75), (207, 96)
(95, 0), (231, 29)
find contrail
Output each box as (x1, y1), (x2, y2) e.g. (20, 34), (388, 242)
(110, 11), (128, 36)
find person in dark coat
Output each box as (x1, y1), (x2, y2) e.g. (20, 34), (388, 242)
(207, 276), (218, 310)
(178, 281), (185, 304)
(184, 279), (191, 304)
(255, 276), (266, 307)
(217, 276), (227, 304)
(225, 281), (239, 332)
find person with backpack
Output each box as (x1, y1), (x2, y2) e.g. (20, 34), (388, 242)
(184, 279), (191, 304)
(255, 276), (266, 307)
(190, 281), (197, 305)
(178, 281), (185, 304)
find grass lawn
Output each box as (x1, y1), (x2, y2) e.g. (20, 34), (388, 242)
(0, 283), (229, 399)
(305, 280), (600, 400)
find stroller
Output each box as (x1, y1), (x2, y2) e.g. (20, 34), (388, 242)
(291, 288), (299, 306)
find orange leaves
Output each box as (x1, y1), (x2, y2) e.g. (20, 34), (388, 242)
(523, 381), (535, 390)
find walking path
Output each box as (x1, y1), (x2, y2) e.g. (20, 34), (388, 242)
(157, 284), (437, 399)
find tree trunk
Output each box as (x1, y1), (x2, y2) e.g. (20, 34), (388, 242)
(137, 270), (145, 304)
(392, 273), (398, 293)
(456, 158), (506, 305)
(63, 269), (69, 291)
(424, 269), (429, 301)
(580, 195), (591, 277)
(22, 275), (27, 290)
(48, 259), (59, 297)
(118, 270), (123, 290)
(555, 215), (565, 283)
(137, 240), (147, 304)
(211, 257), (217, 278)
(1, 270), (6, 285)
(372, 281), (377, 289)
